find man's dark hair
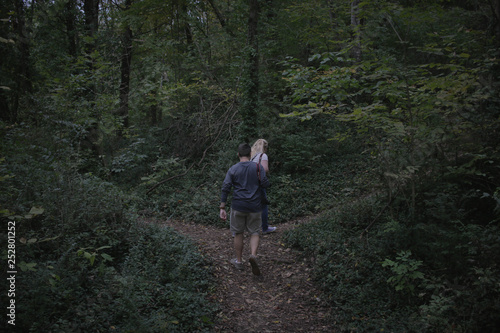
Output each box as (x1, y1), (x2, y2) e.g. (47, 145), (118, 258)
(238, 143), (252, 158)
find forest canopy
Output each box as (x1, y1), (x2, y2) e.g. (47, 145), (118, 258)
(1, 0), (499, 332)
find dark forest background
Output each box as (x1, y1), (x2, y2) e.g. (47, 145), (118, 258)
(1, 0), (499, 331)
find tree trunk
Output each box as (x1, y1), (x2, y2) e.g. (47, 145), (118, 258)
(182, 2), (193, 45)
(350, 0), (362, 62)
(82, 0), (101, 157)
(84, 0), (99, 39)
(240, 0), (260, 142)
(248, 0), (259, 94)
(207, 0), (234, 37)
(118, 0), (133, 134)
(12, 0), (33, 123)
(495, 0), (500, 41)
(0, 91), (11, 122)
(65, 0), (77, 58)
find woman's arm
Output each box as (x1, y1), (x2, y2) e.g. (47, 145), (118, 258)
(261, 159), (269, 174)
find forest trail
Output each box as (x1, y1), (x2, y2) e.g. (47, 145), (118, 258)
(162, 217), (337, 332)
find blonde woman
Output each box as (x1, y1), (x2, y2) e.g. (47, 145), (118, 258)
(251, 139), (276, 234)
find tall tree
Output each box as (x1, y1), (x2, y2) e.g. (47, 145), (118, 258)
(495, 0), (500, 40)
(84, 0), (99, 40)
(240, 0), (260, 141)
(11, 0), (33, 122)
(0, 0), (14, 122)
(65, 0), (78, 58)
(350, 0), (362, 61)
(82, 0), (101, 157)
(117, 0), (133, 134)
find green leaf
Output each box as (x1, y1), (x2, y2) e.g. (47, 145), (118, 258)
(101, 253), (114, 262)
(19, 261), (38, 272)
(25, 206), (45, 219)
(89, 254), (96, 266)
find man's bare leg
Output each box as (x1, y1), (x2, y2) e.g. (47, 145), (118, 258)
(234, 233), (244, 262)
(249, 234), (261, 275)
(250, 234), (259, 256)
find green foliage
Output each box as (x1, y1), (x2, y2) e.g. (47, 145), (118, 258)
(284, 194), (500, 332)
(283, 198), (417, 332)
(11, 222), (216, 332)
(280, 3), (500, 224)
(2, 0), (500, 331)
(278, 5), (500, 330)
(0, 120), (216, 331)
(115, 222), (215, 332)
(382, 250), (424, 294)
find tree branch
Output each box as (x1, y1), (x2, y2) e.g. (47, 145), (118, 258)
(146, 101), (237, 196)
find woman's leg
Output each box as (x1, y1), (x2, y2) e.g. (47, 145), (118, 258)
(261, 204), (269, 231)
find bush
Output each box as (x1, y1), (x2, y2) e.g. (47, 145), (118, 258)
(12, 222), (216, 332)
(116, 222), (216, 332)
(283, 195), (500, 332)
(0, 125), (216, 332)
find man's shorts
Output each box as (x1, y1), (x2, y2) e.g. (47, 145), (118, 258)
(230, 209), (262, 235)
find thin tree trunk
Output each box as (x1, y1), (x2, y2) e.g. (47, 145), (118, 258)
(0, 91), (11, 122)
(240, 0), (260, 142)
(118, 0), (133, 133)
(82, 0), (101, 158)
(12, 0), (33, 123)
(84, 0), (99, 39)
(182, 2), (193, 45)
(65, 0), (77, 58)
(207, 0), (234, 37)
(350, 0), (362, 62)
(248, 0), (259, 94)
(494, 0), (500, 41)
(118, 25), (132, 131)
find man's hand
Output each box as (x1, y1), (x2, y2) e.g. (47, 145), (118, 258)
(220, 208), (227, 221)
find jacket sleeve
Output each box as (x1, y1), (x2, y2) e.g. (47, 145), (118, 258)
(221, 169), (232, 203)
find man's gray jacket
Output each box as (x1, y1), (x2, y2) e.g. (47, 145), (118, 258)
(221, 161), (270, 213)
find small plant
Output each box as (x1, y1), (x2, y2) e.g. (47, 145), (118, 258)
(77, 245), (114, 267)
(382, 250), (424, 294)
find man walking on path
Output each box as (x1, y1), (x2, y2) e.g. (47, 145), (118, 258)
(220, 143), (270, 275)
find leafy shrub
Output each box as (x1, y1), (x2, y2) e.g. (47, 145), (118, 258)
(1, 124), (216, 332)
(283, 197), (422, 332)
(382, 250), (424, 294)
(113, 222), (216, 332)
(12, 222), (216, 332)
(284, 194), (500, 332)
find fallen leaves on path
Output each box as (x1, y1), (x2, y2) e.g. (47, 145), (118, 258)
(160, 217), (336, 332)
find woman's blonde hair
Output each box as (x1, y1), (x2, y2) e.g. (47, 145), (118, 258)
(251, 139), (269, 159)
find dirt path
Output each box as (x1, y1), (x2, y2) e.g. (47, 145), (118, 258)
(161, 217), (337, 333)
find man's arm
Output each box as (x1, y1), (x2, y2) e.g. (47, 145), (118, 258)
(219, 202), (227, 220)
(220, 170), (232, 220)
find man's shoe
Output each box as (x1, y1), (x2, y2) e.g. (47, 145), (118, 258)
(230, 258), (244, 270)
(249, 255), (261, 276)
(262, 226), (277, 234)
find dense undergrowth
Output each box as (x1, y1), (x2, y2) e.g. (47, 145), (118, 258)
(4, 108), (498, 332)
(0, 124), (216, 332)
(283, 191), (500, 332)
